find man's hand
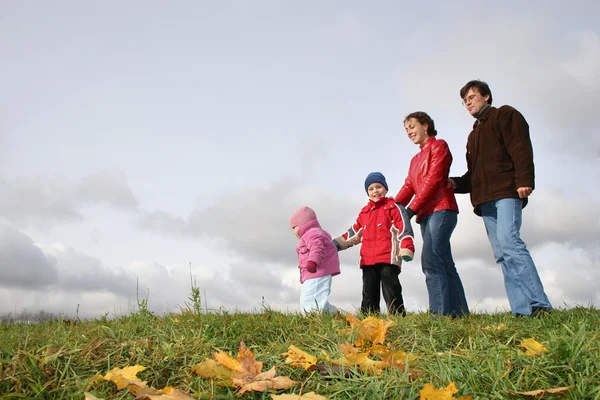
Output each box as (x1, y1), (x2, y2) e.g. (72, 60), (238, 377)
(517, 187), (533, 198)
(447, 178), (456, 189)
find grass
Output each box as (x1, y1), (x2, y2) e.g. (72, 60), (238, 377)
(1, 306), (599, 399)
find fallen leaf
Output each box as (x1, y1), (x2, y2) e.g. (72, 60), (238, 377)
(378, 349), (419, 369)
(339, 343), (362, 356)
(84, 393), (103, 400)
(308, 363), (352, 378)
(196, 342), (298, 395)
(482, 323), (505, 331)
(281, 345), (317, 369)
(356, 316), (395, 345)
(331, 352), (388, 375)
(513, 386), (574, 397)
(271, 392), (328, 399)
(336, 312), (361, 328)
(101, 365), (147, 390)
(192, 359), (235, 380)
(235, 367), (298, 395)
(520, 338), (548, 356)
(134, 386), (194, 399)
(419, 382), (472, 400)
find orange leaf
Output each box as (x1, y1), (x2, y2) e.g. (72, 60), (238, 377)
(101, 365), (147, 390)
(337, 312), (362, 328)
(271, 392), (328, 399)
(378, 349), (419, 368)
(339, 343), (362, 356)
(281, 345), (317, 369)
(419, 382), (471, 400)
(520, 338), (548, 356)
(513, 386), (574, 396)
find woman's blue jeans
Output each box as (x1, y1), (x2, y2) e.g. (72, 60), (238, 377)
(479, 198), (552, 316)
(420, 210), (470, 317)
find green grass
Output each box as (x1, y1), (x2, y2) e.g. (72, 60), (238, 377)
(1, 307), (599, 399)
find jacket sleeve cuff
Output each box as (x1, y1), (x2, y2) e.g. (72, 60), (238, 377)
(400, 249), (414, 261)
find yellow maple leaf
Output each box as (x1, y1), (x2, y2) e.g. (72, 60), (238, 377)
(191, 359), (235, 380)
(513, 386), (574, 397)
(196, 342), (298, 394)
(134, 386), (195, 399)
(281, 345), (317, 369)
(419, 382), (471, 400)
(520, 338), (548, 356)
(101, 365), (147, 390)
(339, 342), (362, 356)
(357, 316), (395, 345)
(378, 349), (419, 368)
(331, 352), (388, 375)
(271, 392), (328, 399)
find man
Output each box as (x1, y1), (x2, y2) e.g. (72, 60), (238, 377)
(449, 80), (552, 317)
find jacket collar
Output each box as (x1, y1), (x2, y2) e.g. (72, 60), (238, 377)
(473, 104), (493, 128)
(298, 219), (321, 237)
(361, 196), (391, 212)
(419, 135), (436, 150)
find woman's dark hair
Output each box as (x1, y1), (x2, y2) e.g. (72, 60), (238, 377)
(460, 80), (493, 105)
(404, 111), (437, 136)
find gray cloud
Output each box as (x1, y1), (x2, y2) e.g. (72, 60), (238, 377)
(76, 168), (139, 210)
(0, 224), (59, 289)
(0, 168), (139, 229)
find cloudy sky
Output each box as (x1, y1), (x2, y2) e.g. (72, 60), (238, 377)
(1, 1), (599, 318)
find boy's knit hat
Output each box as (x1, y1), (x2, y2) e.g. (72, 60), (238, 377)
(364, 172), (388, 193)
(290, 206), (317, 228)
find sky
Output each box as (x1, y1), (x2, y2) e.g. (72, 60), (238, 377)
(1, 1), (599, 318)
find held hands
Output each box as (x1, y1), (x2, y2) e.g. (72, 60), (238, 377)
(517, 187), (533, 198)
(306, 261), (317, 273)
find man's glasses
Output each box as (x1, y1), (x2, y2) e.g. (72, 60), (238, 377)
(462, 94), (478, 106)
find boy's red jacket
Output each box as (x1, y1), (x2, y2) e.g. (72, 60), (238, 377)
(342, 197), (415, 267)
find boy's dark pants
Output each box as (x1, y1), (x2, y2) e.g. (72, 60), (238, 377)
(361, 263), (405, 315)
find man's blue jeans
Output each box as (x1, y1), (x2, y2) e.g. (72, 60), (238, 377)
(480, 198), (552, 316)
(420, 210), (469, 317)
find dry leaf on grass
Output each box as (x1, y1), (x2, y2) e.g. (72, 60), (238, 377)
(513, 386), (574, 397)
(355, 316), (395, 346)
(191, 359), (235, 380)
(281, 345), (317, 369)
(133, 386), (194, 399)
(100, 365), (147, 390)
(271, 392), (328, 399)
(482, 323), (505, 331)
(235, 367), (299, 395)
(84, 393), (103, 400)
(330, 352), (388, 375)
(193, 341), (298, 395)
(419, 382), (472, 400)
(520, 338), (548, 356)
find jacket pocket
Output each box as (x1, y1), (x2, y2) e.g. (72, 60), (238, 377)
(485, 162), (515, 194)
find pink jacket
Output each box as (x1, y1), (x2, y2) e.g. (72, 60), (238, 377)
(296, 219), (341, 284)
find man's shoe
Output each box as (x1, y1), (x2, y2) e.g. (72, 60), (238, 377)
(531, 307), (551, 318)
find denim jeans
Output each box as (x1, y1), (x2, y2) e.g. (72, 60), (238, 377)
(361, 263), (405, 315)
(300, 275), (338, 315)
(420, 210), (469, 317)
(479, 198), (552, 316)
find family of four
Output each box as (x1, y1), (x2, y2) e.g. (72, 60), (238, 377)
(289, 80), (553, 318)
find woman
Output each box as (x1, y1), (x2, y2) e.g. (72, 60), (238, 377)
(395, 112), (469, 317)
